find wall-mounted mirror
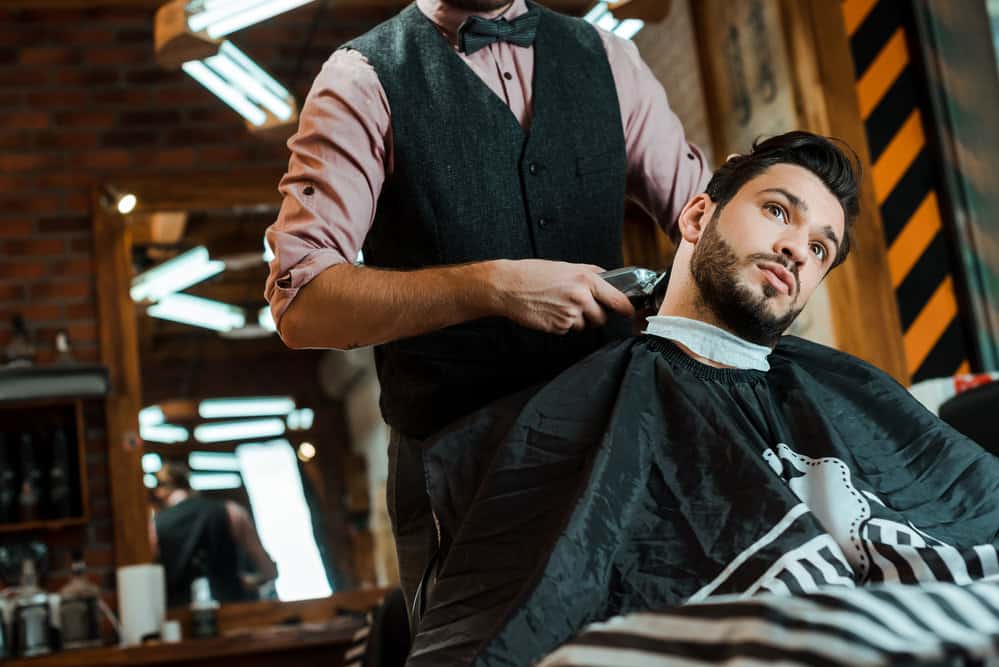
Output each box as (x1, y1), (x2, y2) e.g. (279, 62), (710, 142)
(95, 173), (396, 621)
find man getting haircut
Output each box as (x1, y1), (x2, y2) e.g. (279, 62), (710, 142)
(402, 132), (999, 667)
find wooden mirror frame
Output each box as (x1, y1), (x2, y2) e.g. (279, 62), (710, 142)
(93, 168), (386, 624)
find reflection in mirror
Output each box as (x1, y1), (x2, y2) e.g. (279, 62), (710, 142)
(128, 208), (395, 609)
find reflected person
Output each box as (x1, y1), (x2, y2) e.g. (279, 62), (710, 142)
(149, 462), (278, 607)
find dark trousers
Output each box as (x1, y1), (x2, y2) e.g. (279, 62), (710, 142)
(386, 430), (437, 619)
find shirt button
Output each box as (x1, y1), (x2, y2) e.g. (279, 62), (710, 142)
(503, 72), (513, 80)
(303, 185), (315, 195)
(538, 217), (549, 228)
(528, 162), (539, 175)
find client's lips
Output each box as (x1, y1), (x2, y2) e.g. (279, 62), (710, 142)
(758, 262), (795, 295)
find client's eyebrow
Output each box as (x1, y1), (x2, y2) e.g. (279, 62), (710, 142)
(759, 188), (808, 214)
(820, 224), (840, 249)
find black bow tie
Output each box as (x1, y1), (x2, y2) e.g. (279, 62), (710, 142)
(457, 10), (540, 55)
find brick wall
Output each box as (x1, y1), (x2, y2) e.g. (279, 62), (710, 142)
(0, 2), (392, 595)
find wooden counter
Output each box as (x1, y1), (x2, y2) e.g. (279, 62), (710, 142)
(4, 616), (366, 667)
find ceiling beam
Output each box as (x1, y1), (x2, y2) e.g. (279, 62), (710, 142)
(1, 0), (594, 13)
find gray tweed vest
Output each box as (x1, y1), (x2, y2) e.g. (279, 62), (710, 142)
(343, 1), (627, 437)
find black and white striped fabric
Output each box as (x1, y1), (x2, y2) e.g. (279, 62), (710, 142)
(343, 619), (371, 667)
(538, 579), (999, 667)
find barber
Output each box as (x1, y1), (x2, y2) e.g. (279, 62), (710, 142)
(265, 0), (709, 614)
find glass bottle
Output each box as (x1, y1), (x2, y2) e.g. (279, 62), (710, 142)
(189, 552), (219, 639)
(0, 434), (17, 523)
(12, 559), (51, 657)
(17, 433), (41, 523)
(48, 429), (73, 519)
(58, 551), (101, 650)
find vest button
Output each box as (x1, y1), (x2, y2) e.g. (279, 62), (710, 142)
(528, 162), (539, 175)
(538, 217), (549, 228)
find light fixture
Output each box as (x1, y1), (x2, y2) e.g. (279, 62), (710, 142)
(199, 396), (295, 419)
(155, 0), (301, 137)
(139, 405), (165, 426)
(258, 306), (277, 333)
(583, 1), (645, 40)
(296, 441), (316, 462)
(131, 246), (225, 303)
(181, 40), (296, 129)
(103, 185), (138, 215)
(147, 293), (247, 332)
(142, 452), (163, 474)
(194, 417), (286, 443)
(144, 474), (158, 489)
(287, 408), (314, 431)
(190, 472), (243, 491)
(140, 423), (190, 444)
(187, 0), (316, 40)
(118, 193), (138, 214)
(189, 451), (241, 472)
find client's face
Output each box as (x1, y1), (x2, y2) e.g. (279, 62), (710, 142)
(690, 164), (845, 346)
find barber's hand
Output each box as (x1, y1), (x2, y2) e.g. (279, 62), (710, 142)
(492, 259), (636, 335)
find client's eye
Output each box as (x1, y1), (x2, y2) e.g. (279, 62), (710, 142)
(810, 243), (827, 261)
(765, 203), (786, 222)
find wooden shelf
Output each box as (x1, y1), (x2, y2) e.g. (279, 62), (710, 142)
(2, 617), (365, 667)
(0, 516), (88, 534)
(0, 364), (109, 404)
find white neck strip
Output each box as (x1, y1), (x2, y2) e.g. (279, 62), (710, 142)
(644, 316), (772, 371)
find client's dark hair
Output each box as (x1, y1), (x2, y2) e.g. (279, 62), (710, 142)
(672, 131), (861, 268)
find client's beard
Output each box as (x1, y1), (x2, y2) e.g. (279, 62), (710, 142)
(442, 0), (513, 10)
(690, 216), (803, 347)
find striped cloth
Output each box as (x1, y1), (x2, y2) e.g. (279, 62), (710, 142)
(538, 579), (999, 667)
(343, 618), (371, 667)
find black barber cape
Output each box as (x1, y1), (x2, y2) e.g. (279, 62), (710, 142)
(408, 334), (999, 667)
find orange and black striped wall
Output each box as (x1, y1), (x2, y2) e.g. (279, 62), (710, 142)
(843, 0), (972, 381)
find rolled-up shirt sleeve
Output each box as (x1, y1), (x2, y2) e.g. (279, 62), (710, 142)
(264, 49), (392, 327)
(599, 30), (712, 234)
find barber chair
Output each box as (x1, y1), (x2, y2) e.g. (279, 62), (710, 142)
(939, 380), (999, 456)
(363, 588), (410, 667)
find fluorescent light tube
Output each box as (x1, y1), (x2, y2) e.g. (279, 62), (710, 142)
(142, 453), (163, 474)
(583, 1), (609, 23)
(183, 60), (267, 127)
(141, 423), (190, 444)
(583, 1), (643, 41)
(190, 472), (243, 491)
(147, 293), (247, 332)
(139, 405), (165, 426)
(183, 42), (295, 127)
(199, 396), (295, 419)
(131, 246), (225, 303)
(613, 18), (645, 40)
(208, 42), (292, 121)
(286, 408), (314, 431)
(258, 306), (276, 332)
(194, 417), (286, 443)
(189, 451), (241, 472)
(188, 0), (316, 39)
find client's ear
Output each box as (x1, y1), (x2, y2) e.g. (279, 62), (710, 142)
(676, 194), (712, 244)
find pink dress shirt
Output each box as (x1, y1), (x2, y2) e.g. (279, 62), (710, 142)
(265, 0), (710, 326)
